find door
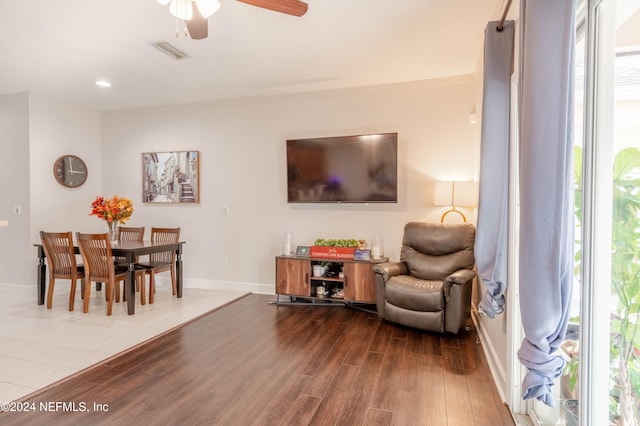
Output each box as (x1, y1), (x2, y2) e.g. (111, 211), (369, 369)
(342, 262), (376, 303)
(530, 1), (640, 424)
(275, 257), (310, 297)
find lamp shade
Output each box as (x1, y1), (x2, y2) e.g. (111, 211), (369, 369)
(453, 181), (478, 207)
(433, 181), (478, 207)
(434, 181), (454, 206)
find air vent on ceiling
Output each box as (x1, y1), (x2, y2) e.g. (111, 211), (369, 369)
(151, 41), (190, 60)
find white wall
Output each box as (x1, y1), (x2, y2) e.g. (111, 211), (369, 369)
(0, 93), (30, 284)
(0, 92), (102, 285)
(29, 94), (103, 235)
(27, 94), (103, 284)
(101, 77), (480, 293)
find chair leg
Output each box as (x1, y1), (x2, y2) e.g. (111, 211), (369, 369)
(69, 278), (77, 311)
(47, 277), (55, 309)
(84, 280), (92, 313)
(138, 274), (146, 305)
(148, 273), (155, 304)
(116, 279), (121, 303)
(106, 282), (114, 316)
(171, 266), (177, 296)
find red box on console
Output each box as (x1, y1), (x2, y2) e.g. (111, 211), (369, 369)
(309, 246), (356, 260)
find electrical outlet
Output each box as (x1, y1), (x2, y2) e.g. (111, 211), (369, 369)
(223, 206), (229, 216)
(223, 256), (229, 266)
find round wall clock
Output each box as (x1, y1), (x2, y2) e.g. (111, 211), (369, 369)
(53, 155), (88, 188)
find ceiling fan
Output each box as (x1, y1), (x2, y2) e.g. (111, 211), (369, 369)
(158, 0), (308, 40)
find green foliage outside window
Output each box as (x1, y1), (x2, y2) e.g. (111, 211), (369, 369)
(569, 146), (640, 425)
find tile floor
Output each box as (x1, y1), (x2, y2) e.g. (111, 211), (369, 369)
(0, 281), (248, 403)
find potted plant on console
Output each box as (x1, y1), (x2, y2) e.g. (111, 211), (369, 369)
(311, 238), (359, 260)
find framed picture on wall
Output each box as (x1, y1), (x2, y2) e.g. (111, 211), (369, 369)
(142, 151), (200, 203)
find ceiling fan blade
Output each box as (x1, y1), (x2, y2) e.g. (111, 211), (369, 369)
(237, 0), (308, 17)
(186, 5), (208, 39)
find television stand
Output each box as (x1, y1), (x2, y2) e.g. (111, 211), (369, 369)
(270, 255), (387, 311)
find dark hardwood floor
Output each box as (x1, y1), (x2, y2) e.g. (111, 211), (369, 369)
(1, 294), (514, 426)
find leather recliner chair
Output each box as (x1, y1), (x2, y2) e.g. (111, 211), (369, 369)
(373, 222), (476, 334)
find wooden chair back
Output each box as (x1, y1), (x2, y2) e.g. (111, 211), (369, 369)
(117, 226), (145, 241)
(115, 226), (145, 264)
(39, 231), (84, 310)
(76, 232), (118, 315)
(40, 231), (80, 278)
(77, 233), (116, 282)
(150, 227), (181, 264)
(140, 227), (181, 303)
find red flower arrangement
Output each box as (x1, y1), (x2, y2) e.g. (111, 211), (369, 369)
(90, 195), (134, 224)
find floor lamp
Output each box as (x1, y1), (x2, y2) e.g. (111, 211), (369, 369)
(434, 181), (478, 223)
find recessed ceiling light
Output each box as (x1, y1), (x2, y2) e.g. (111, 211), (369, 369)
(95, 80), (112, 88)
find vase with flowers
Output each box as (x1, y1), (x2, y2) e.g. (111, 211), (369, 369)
(89, 195), (134, 242)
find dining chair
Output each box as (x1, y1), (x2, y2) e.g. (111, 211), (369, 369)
(136, 227), (181, 304)
(116, 226), (145, 246)
(115, 226), (146, 304)
(76, 232), (144, 316)
(39, 231), (85, 311)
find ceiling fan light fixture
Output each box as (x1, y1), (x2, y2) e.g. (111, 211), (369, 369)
(195, 0), (220, 18)
(169, 0), (193, 20)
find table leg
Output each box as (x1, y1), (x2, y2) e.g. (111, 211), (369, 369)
(176, 248), (183, 299)
(126, 257), (136, 315)
(37, 246), (46, 305)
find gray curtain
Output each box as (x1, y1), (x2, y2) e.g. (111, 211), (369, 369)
(476, 21), (514, 319)
(517, 0), (575, 407)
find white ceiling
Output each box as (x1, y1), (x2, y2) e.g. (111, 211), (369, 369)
(0, 0), (503, 112)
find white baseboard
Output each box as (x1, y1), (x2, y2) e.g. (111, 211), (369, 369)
(471, 306), (508, 405)
(154, 276), (275, 295)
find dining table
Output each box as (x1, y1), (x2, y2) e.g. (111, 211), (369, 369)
(35, 239), (184, 315)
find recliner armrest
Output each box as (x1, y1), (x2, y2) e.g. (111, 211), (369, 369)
(373, 261), (408, 319)
(445, 269), (476, 285)
(443, 268), (476, 301)
(372, 262), (408, 282)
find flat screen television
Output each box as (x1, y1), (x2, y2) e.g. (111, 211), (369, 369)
(286, 133), (398, 203)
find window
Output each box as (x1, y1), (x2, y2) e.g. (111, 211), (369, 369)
(531, 1), (640, 424)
